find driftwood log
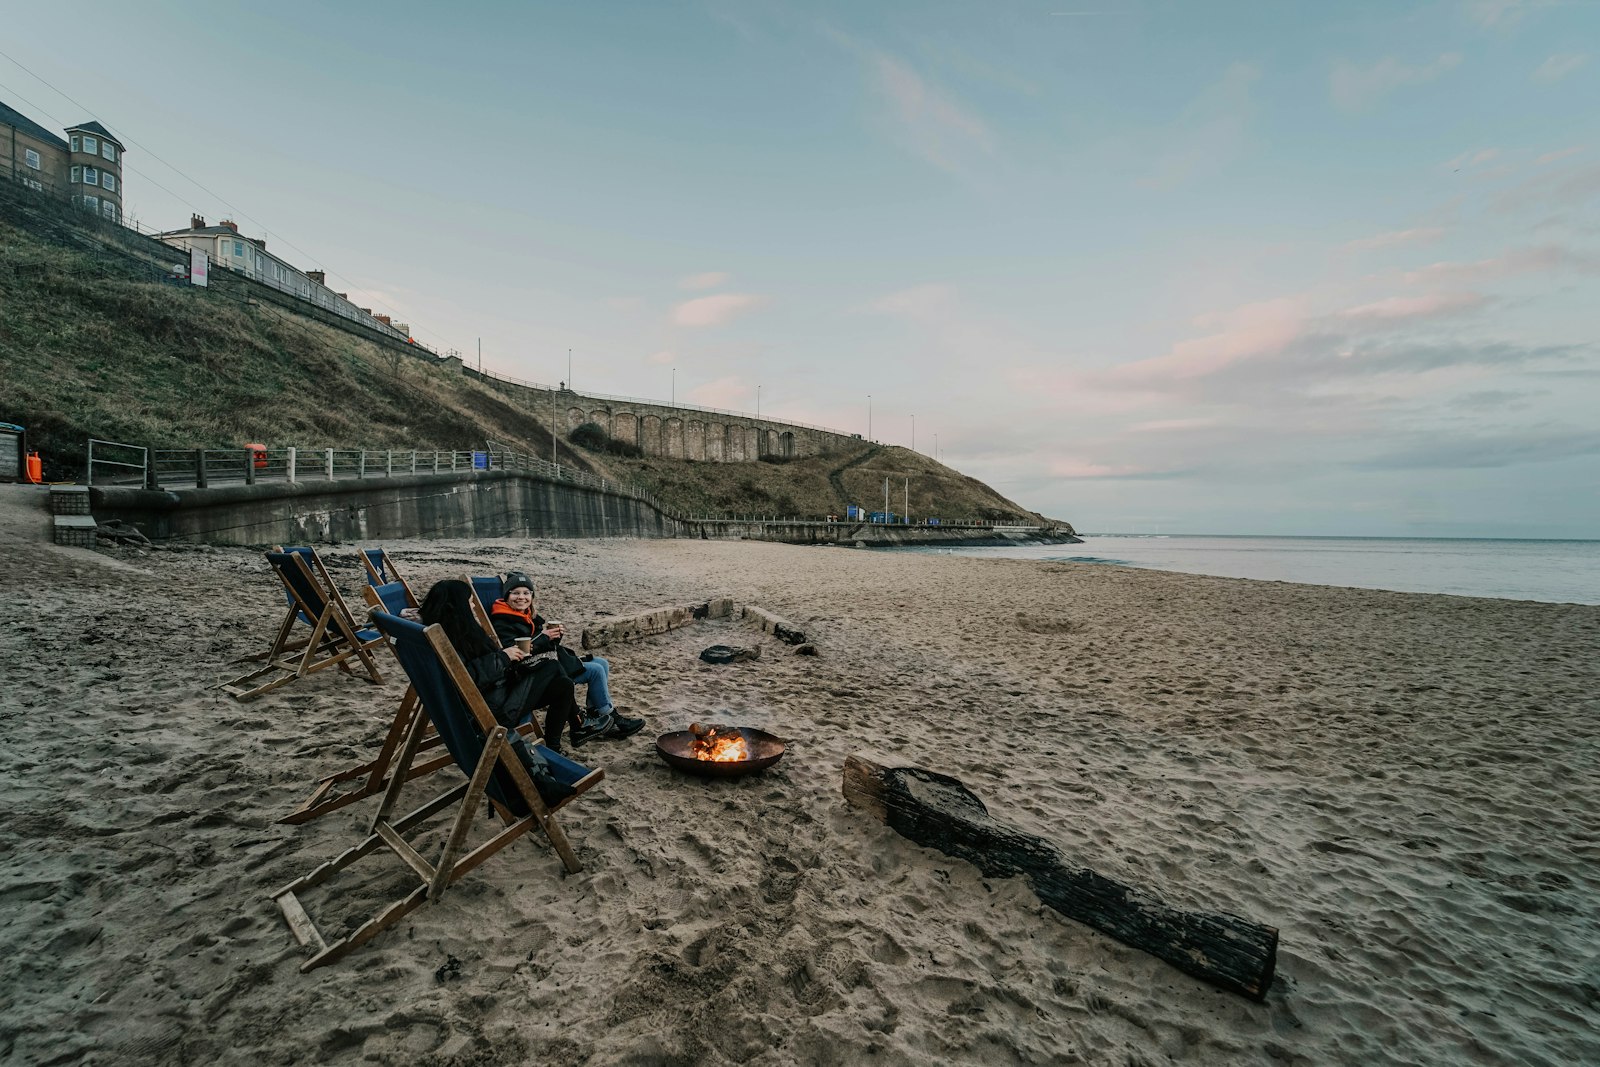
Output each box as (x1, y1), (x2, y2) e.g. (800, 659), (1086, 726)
(841, 755), (1278, 1001)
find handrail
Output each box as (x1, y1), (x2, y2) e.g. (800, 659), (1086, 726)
(465, 365), (859, 439)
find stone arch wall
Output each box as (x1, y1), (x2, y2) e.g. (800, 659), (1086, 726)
(567, 407), (590, 433)
(780, 431), (795, 458)
(664, 417), (684, 458)
(707, 423), (725, 462)
(613, 411), (638, 449)
(639, 414), (662, 456)
(588, 409), (611, 435)
(686, 421), (706, 461)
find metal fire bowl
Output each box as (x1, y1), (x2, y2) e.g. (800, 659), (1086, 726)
(655, 725), (787, 779)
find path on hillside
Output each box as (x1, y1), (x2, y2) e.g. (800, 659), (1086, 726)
(826, 445), (884, 509)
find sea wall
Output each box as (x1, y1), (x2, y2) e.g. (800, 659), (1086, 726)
(89, 469), (689, 546)
(697, 520), (1082, 548)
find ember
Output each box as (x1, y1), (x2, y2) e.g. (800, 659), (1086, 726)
(688, 722), (750, 762)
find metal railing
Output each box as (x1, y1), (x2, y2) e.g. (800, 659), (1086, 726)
(85, 438), (149, 487)
(87, 438), (1049, 533)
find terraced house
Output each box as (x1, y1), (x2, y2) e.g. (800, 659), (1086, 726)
(0, 99), (125, 220)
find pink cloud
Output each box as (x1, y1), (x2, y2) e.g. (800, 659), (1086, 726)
(1402, 244), (1599, 284)
(648, 349), (675, 366)
(870, 283), (957, 318)
(680, 271), (730, 290)
(1337, 292), (1489, 321)
(1106, 297), (1309, 384)
(873, 53), (993, 171)
(686, 376), (748, 408)
(1331, 53), (1462, 112)
(670, 293), (768, 328)
(1343, 227), (1447, 252)
(1048, 457), (1161, 479)
(1534, 146), (1583, 166)
(1533, 53), (1588, 82)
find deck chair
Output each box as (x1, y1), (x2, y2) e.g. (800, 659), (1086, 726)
(270, 610), (603, 970)
(361, 547), (419, 610)
(469, 574), (503, 616)
(279, 583), (540, 825)
(221, 549), (386, 701)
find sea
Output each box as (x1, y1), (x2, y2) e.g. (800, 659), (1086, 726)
(925, 535), (1600, 606)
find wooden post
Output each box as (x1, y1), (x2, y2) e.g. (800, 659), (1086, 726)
(359, 451), (367, 478)
(325, 448), (334, 479)
(841, 755), (1278, 1001)
(195, 448), (207, 489)
(286, 446), (297, 482)
(243, 448), (255, 485)
(386, 450), (393, 476)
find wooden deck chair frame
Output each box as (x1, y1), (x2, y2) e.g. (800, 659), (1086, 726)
(221, 549), (386, 701)
(360, 547), (419, 610)
(270, 611), (603, 971)
(279, 584), (539, 825)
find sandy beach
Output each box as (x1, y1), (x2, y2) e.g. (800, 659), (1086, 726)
(1, 522), (1596, 1066)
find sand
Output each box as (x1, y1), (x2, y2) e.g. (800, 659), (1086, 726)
(1, 511), (1596, 1065)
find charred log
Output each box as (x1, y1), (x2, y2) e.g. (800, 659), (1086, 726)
(841, 755), (1278, 1001)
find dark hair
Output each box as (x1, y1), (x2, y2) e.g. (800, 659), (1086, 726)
(419, 579), (497, 660)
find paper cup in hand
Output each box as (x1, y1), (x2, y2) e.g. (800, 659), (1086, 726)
(515, 637), (532, 653)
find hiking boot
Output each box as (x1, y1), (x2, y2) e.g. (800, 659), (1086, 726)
(569, 715), (609, 748)
(603, 710), (646, 740)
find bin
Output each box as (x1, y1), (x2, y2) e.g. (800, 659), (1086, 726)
(25, 452), (43, 484)
(472, 451), (491, 470)
(243, 443), (268, 470)
(0, 422), (22, 483)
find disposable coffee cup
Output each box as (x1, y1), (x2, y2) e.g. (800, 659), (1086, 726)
(515, 637), (532, 653)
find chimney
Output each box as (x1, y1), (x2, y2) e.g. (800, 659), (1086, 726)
(220, 219), (238, 232)
(306, 270), (325, 285)
(191, 214), (205, 229)
(335, 292), (347, 299)
(358, 307), (372, 315)
(375, 314), (391, 325)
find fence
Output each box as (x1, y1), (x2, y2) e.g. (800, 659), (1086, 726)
(83, 437), (1023, 531)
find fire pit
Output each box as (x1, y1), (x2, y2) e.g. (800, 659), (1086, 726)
(655, 723), (787, 779)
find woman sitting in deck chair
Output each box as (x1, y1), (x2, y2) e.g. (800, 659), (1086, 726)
(419, 580), (590, 766)
(489, 572), (645, 743)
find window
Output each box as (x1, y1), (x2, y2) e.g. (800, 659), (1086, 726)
(24, 148), (41, 170)
(70, 135), (80, 152)
(82, 135), (97, 154)
(83, 166), (99, 186)
(70, 165), (81, 183)
(81, 195), (99, 212)
(233, 240), (244, 257)
(101, 173), (116, 192)
(101, 142), (116, 162)
(102, 200), (118, 220)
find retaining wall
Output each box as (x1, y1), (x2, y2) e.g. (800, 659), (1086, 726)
(89, 469), (689, 546)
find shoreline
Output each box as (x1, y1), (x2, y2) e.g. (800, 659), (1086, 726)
(2, 535), (1596, 1065)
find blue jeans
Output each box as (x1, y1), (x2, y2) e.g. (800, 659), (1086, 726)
(575, 656), (613, 717)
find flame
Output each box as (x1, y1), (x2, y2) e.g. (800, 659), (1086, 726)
(690, 727), (750, 762)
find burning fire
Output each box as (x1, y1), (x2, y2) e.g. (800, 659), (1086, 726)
(688, 722), (750, 762)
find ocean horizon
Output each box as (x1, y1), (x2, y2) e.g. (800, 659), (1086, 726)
(925, 533), (1600, 606)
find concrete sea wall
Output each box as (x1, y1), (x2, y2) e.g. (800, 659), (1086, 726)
(88, 471), (1076, 548)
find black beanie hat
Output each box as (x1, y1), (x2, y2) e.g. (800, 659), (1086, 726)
(504, 572), (535, 597)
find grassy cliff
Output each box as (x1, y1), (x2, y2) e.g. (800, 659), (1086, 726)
(0, 193), (1055, 526)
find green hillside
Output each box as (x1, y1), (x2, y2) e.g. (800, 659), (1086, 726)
(0, 190), (1058, 527)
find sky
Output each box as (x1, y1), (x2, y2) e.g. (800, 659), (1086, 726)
(3, 0), (1597, 537)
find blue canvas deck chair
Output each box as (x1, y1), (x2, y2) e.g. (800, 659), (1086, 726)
(221, 548), (385, 701)
(278, 581), (537, 825)
(469, 574), (503, 616)
(360, 547), (419, 611)
(271, 610), (603, 970)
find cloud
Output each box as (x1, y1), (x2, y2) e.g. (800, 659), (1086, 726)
(871, 52), (993, 172)
(679, 271), (730, 290)
(1402, 244), (1600, 284)
(1337, 292), (1489, 321)
(1352, 427), (1600, 470)
(647, 349), (675, 366)
(1445, 147), (1500, 170)
(870, 283), (958, 318)
(1143, 62), (1259, 189)
(1534, 146), (1583, 165)
(1343, 227), (1447, 252)
(1046, 457), (1185, 480)
(1331, 53), (1463, 112)
(1533, 53), (1588, 82)
(670, 293), (768, 328)
(1491, 161), (1600, 213)
(685, 376), (748, 409)
(1103, 296), (1308, 384)
(1464, 0), (1541, 28)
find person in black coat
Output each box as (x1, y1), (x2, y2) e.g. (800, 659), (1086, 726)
(418, 579), (587, 753)
(488, 571), (644, 742)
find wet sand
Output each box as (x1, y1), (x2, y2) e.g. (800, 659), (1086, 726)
(1, 524), (1596, 1066)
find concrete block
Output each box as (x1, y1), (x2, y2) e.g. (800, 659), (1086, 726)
(50, 486), (91, 515)
(52, 514), (98, 547)
(740, 605), (808, 645)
